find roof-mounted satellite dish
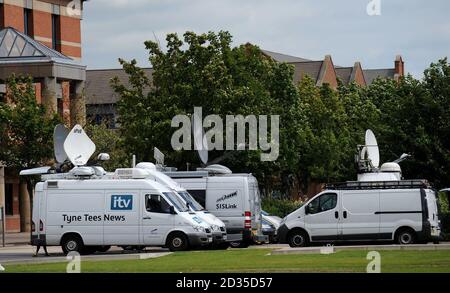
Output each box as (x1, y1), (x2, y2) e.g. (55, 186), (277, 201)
(193, 111), (208, 165)
(365, 129), (380, 169)
(63, 124), (96, 167)
(53, 124), (69, 163)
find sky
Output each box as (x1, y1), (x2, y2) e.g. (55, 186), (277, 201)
(82, 0), (450, 77)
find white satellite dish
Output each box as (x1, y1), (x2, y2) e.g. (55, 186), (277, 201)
(53, 124), (70, 163)
(63, 124), (96, 166)
(193, 111), (208, 165)
(365, 129), (380, 168)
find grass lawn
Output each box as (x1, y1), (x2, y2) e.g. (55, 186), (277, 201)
(4, 249), (450, 273)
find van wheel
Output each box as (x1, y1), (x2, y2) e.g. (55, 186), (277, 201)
(396, 229), (416, 245)
(229, 241), (250, 248)
(61, 234), (84, 255)
(288, 230), (309, 247)
(167, 233), (189, 251)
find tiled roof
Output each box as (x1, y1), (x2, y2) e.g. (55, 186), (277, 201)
(363, 68), (396, 85)
(290, 61), (324, 85)
(262, 49), (311, 63)
(85, 68), (153, 104)
(335, 67), (353, 84)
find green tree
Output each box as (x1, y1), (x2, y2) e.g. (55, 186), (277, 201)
(112, 31), (300, 196)
(0, 75), (59, 207)
(85, 123), (130, 170)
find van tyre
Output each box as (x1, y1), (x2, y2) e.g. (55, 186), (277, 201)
(396, 228), (416, 245)
(288, 230), (309, 247)
(61, 234), (84, 255)
(167, 233), (189, 251)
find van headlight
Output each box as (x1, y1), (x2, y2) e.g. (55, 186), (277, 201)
(193, 225), (206, 233)
(211, 224), (221, 232)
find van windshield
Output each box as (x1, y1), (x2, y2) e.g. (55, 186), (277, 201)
(177, 191), (204, 211)
(163, 192), (189, 212)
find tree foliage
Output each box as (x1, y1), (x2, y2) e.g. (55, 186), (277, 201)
(0, 75), (59, 169)
(112, 30), (450, 197)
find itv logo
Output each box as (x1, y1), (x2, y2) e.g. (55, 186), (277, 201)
(111, 195), (133, 210)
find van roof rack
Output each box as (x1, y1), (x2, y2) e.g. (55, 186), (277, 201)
(164, 171), (210, 178)
(326, 179), (431, 190)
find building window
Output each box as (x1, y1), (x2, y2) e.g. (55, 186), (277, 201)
(5, 183), (13, 215)
(24, 8), (33, 37)
(51, 14), (60, 50)
(0, 3), (4, 30)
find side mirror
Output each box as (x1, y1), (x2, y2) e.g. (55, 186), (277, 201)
(169, 206), (176, 215)
(151, 194), (160, 202)
(305, 205), (310, 215)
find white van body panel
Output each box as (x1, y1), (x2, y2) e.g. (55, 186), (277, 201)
(172, 174), (264, 242)
(33, 179), (213, 248)
(279, 185), (441, 244)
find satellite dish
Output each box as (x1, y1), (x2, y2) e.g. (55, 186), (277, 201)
(365, 129), (380, 168)
(53, 124), (70, 163)
(193, 111), (208, 165)
(63, 124), (96, 167)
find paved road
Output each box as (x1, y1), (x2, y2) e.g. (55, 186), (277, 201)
(0, 245), (171, 265)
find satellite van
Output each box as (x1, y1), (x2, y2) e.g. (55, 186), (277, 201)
(135, 162), (228, 248)
(164, 165), (267, 248)
(278, 129), (442, 247)
(22, 125), (214, 254)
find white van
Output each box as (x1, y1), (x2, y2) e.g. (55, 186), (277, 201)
(136, 163), (228, 247)
(31, 175), (214, 254)
(165, 169), (266, 247)
(278, 180), (442, 247)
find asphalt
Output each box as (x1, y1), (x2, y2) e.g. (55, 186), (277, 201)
(1, 233), (449, 265)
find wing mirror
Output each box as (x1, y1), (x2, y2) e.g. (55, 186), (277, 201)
(305, 205), (310, 215)
(169, 206), (176, 215)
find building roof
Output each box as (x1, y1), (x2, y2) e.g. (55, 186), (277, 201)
(86, 68), (153, 104)
(335, 67), (353, 84)
(0, 27), (78, 65)
(363, 68), (396, 85)
(290, 61), (324, 84)
(262, 49), (311, 63)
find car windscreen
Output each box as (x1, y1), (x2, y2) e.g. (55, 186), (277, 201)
(163, 192), (189, 212)
(177, 191), (204, 211)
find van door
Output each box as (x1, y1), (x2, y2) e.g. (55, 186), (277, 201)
(340, 190), (380, 240)
(141, 193), (175, 246)
(304, 192), (339, 241)
(206, 178), (244, 236)
(104, 191), (139, 245)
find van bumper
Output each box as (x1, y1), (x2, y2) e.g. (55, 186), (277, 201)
(212, 231), (227, 243)
(31, 234), (46, 246)
(187, 232), (213, 247)
(277, 224), (289, 244)
(417, 222), (443, 242)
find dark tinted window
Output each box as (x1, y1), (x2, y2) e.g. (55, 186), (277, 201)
(187, 189), (206, 207)
(145, 194), (171, 214)
(308, 193), (337, 214)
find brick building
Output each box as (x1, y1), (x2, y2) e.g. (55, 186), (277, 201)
(85, 50), (405, 128)
(0, 0), (87, 232)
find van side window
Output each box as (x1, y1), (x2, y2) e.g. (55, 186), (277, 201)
(308, 193), (337, 214)
(187, 190), (206, 207)
(145, 194), (171, 214)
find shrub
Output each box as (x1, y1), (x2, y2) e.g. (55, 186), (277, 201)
(262, 198), (304, 218)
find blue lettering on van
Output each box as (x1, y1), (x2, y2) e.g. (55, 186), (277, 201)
(192, 217), (203, 224)
(111, 195), (133, 210)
